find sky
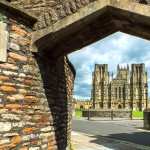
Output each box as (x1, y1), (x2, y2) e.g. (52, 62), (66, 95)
(68, 32), (150, 100)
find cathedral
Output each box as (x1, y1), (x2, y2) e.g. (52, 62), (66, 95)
(92, 64), (148, 111)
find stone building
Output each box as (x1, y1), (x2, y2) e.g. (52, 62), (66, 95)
(92, 64), (148, 111)
(72, 98), (92, 110)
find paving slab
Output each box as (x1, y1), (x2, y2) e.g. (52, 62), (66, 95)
(72, 131), (150, 150)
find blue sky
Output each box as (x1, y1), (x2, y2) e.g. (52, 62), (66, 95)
(68, 32), (150, 100)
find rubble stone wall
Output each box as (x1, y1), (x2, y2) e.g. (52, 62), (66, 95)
(9, 0), (150, 30)
(10, 0), (96, 30)
(0, 8), (75, 150)
(82, 110), (132, 119)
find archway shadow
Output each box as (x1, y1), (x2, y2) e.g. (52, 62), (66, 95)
(89, 131), (150, 148)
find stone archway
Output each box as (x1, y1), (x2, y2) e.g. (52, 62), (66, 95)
(31, 1), (150, 148)
(30, 1), (150, 149)
(32, 0), (150, 56)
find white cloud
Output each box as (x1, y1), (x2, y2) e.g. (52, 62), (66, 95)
(68, 32), (150, 99)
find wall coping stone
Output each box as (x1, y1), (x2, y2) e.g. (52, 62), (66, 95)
(0, 0), (37, 27)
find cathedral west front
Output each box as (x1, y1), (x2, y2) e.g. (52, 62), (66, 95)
(92, 64), (148, 111)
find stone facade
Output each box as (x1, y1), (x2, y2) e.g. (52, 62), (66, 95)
(92, 64), (148, 111)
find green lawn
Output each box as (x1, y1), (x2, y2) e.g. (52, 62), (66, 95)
(75, 109), (82, 118)
(132, 111), (143, 119)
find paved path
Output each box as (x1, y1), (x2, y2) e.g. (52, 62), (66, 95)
(72, 119), (150, 147)
(72, 131), (150, 150)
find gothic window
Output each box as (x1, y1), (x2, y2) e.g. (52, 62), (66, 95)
(115, 88), (117, 99)
(108, 102), (111, 109)
(118, 104), (122, 109)
(100, 102), (103, 108)
(123, 87), (126, 100)
(129, 103), (133, 109)
(144, 89), (147, 99)
(119, 87), (121, 99)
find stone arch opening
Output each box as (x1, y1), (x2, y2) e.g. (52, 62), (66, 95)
(30, 1), (150, 149)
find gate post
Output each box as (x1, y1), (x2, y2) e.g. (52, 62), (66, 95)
(144, 109), (150, 130)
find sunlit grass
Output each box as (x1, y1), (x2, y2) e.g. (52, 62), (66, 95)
(132, 111), (143, 119)
(75, 109), (82, 118)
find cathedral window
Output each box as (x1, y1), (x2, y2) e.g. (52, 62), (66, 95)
(119, 87), (121, 99)
(115, 88), (117, 99)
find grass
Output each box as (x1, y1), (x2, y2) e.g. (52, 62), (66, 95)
(70, 143), (75, 150)
(75, 109), (82, 118)
(132, 111), (143, 119)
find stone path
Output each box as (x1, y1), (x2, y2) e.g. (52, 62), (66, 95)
(72, 131), (150, 150)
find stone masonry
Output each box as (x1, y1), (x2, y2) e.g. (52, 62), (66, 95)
(9, 0), (150, 30)
(10, 0), (97, 30)
(0, 1), (75, 149)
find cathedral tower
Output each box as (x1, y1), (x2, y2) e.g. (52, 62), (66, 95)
(92, 64), (109, 109)
(130, 64), (148, 110)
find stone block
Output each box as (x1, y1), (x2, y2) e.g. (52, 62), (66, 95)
(0, 122), (11, 132)
(0, 138), (10, 145)
(0, 21), (8, 62)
